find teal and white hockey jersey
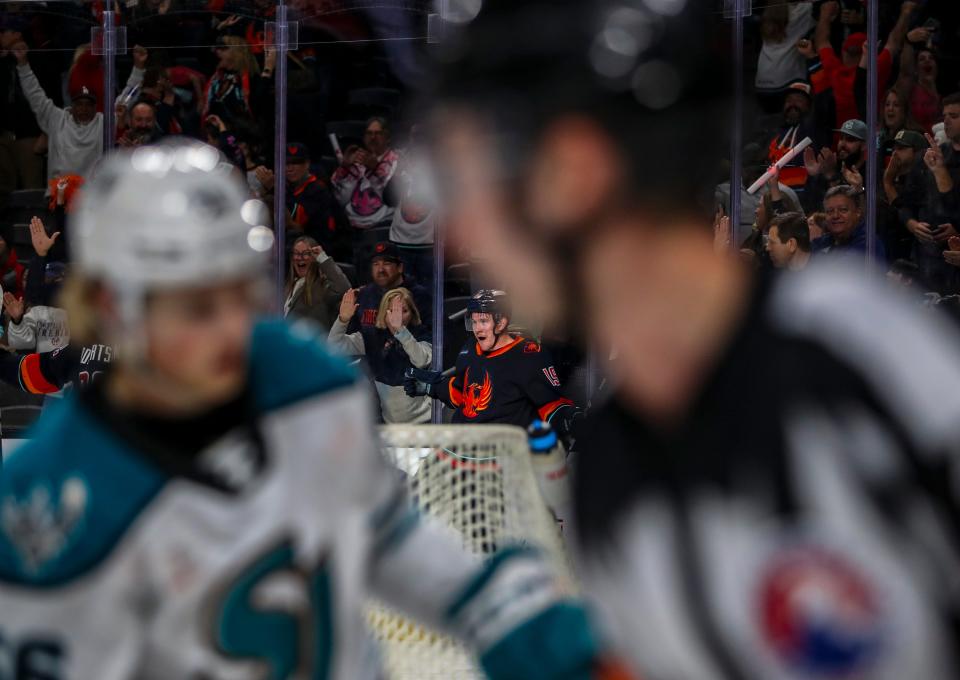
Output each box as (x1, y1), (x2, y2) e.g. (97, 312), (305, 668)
(0, 320), (596, 680)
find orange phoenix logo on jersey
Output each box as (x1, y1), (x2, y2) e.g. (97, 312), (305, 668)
(461, 368), (493, 418)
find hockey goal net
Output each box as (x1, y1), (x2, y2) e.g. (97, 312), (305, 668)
(368, 424), (573, 680)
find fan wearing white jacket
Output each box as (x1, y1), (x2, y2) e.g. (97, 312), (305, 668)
(11, 42), (147, 186)
(4, 301), (69, 353)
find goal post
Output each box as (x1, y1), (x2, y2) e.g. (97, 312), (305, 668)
(368, 424), (574, 679)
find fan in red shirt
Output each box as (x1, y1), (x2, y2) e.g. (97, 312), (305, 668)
(814, 0), (915, 128)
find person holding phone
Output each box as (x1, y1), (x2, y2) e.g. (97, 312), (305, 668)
(898, 130), (958, 291)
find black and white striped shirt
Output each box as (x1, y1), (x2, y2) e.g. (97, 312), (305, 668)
(575, 261), (960, 680)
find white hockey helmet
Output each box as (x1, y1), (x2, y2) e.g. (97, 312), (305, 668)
(73, 139), (273, 295)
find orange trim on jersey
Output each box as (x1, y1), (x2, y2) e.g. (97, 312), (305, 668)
(291, 203), (307, 225)
(448, 376), (463, 407)
(20, 354), (58, 394)
(292, 174), (319, 197)
(538, 397), (574, 422)
(475, 335), (523, 358)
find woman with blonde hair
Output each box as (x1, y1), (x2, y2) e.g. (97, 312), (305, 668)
(328, 286), (432, 423)
(203, 35), (275, 128)
(283, 235), (351, 330)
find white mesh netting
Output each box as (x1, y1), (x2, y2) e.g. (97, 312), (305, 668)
(368, 424), (573, 680)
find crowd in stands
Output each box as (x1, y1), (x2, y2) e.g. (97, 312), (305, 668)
(723, 0), (960, 299)
(0, 1), (439, 429)
(0, 0), (958, 430)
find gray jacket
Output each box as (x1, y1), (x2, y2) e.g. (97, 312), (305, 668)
(283, 255), (351, 331)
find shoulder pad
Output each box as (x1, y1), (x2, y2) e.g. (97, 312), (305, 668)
(0, 398), (166, 586)
(249, 319), (358, 413)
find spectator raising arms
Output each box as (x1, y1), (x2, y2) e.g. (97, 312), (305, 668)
(741, 165), (802, 266)
(894, 23), (942, 135)
(13, 41), (145, 187)
(283, 236), (351, 331)
(203, 35), (275, 131)
(3, 216), (69, 353)
(755, 0), (815, 110)
(329, 286), (432, 424)
(815, 0), (914, 128)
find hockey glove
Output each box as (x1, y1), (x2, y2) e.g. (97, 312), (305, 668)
(404, 367), (443, 398)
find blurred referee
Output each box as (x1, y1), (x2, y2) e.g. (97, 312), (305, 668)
(427, 0), (960, 677)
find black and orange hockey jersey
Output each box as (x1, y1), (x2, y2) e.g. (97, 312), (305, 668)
(0, 344), (113, 394)
(435, 336), (575, 429)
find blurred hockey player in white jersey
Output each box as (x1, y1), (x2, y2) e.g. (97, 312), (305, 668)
(429, 0), (960, 678)
(0, 140), (601, 679)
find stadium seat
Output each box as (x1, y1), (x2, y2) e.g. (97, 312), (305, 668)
(12, 223), (32, 251)
(347, 87), (400, 117)
(4, 191), (47, 235)
(445, 262), (471, 297)
(7, 189), (45, 208)
(288, 91), (330, 155)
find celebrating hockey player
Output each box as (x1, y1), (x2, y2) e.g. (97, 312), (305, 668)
(405, 289), (579, 436)
(429, 0), (960, 678)
(0, 140), (600, 679)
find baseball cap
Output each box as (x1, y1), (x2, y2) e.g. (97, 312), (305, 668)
(893, 129), (927, 150)
(70, 85), (97, 104)
(286, 143), (310, 163)
(784, 79), (812, 101)
(370, 242), (402, 264)
(834, 119), (867, 141)
(843, 32), (867, 54)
